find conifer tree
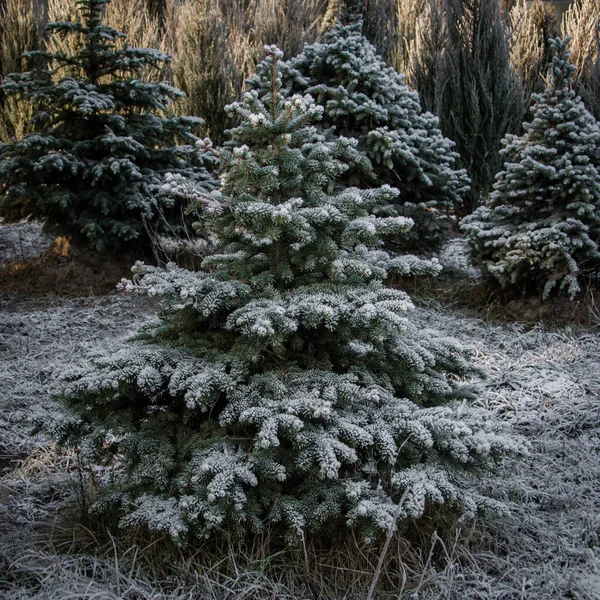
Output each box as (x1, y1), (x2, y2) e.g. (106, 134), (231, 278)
(54, 47), (516, 544)
(0, 0), (215, 251)
(247, 5), (470, 250)
(437, 0), (523, 214)
(461, 38), (600, 299)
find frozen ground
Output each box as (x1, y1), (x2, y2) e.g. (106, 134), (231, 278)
(436, 238), (482, 280)
(0, 291), (599, 599)
(414, 304), (600, 599)
(0, 221), (53, 265)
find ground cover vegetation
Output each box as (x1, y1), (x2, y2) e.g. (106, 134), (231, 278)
(0, 0), (600, 598)
(1, 276), (599, 599)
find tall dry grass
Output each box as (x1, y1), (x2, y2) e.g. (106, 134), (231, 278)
(0, 0), (46, 142)
(509, 0), (558, 97)
(389, 0), (428, 77)
(406, 0), (446, 113)
(247, 0), (326, 60)
(561, 0), (600, 83)
(566, 0), (600, 118)
(360, 0), (398, 60)
(0, 0), (46, 76)
(105, 0), (167, 81)
(162, 0), (239, 142)
(105, 0), (164, 50)
(163, 0), (327, 143)
(45, 0), (84, 79)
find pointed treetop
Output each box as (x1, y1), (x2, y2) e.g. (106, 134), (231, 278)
(548, 36), (578, 91)
(339, 0), (366, 25)
(75, 0), (109, 29)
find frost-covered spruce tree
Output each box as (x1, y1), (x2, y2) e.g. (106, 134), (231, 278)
(247, 5), (470, 250)
(462, 38), (600, 299)
(0, 0), (215, 251)
(55, 47), (516, 545)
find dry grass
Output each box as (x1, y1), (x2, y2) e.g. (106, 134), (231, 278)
(0, 0), (46, 77)
(162, 0), (239, 143)
(509, 0), (559, 97)
(104, 0), (167, 81)
(105, 0), (164, 50)
(405, 0), (446, 113)
(561, 0), (600, 83)
(0, 0), (46, 142)
(162, 0), (326, 143)
(389, 0), (428, 77)
(44, 0), (85, 80)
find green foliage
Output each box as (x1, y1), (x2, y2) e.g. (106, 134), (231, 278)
(462, 37), (600, 299)
(0, 0), (216, 252)
(436, 0), (524, 214)
(55, 47), (517, 546)
(247, 15), (470, 250)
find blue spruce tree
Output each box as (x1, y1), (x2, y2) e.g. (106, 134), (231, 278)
(0, 0), (215, 252)
(246, 5), (470, 250)
(54, 47), (516, 545)
(462, 38), (600, 299)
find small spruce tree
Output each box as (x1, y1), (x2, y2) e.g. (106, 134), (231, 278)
(54, 47), (516, 545)
(247, 5), (470, 250)
(462, 38), (600, 299)
(0, 0), (215, 251)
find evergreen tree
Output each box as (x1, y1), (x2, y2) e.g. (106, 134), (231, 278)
(0, 0), (216, 252)
(53, 47), (516, 545)
(461, 38), (600, 299)
(247, 7), (470, 250)
(437, 0), (524, 214)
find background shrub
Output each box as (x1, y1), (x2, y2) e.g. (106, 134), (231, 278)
(461, 37), (600, 299)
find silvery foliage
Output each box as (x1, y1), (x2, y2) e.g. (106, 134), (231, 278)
(246, 15), (470, 250)
(55, 46), (518, 545)
(0, 0), (217, 251)
(462, 37), (600, 300)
